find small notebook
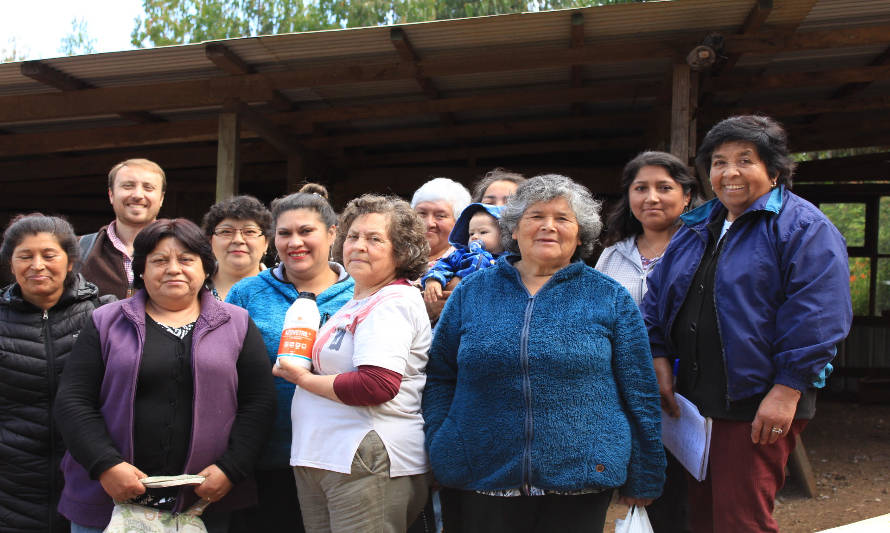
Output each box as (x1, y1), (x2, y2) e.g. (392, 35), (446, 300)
(140, 474), (205, 488)
(661, 393), (712, 482)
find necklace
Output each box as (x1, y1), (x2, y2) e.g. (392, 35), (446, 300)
(636, 235), (669, 260)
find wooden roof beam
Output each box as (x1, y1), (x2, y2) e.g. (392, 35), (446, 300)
(390, 27), (454, 126)
(714, 0), (772, 75)
(831, 46), (890, 100)
(20, 61), (91, 91)
(711, 65), (890, 93)
(569, 13), (586, 115)
(0, 83), (661, 157)
(224, 98), (302, 156)
(353, 136), (642, 167)
(307, 111), (648, 151)
(570, 13), (585, 87)
(205, 43), (253, 75)
(205, 43), (294, 112)
(709, 94), (890, 120)
(19, 60), (164, 124)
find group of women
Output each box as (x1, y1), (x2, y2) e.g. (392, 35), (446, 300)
(0, 114), (851, 533)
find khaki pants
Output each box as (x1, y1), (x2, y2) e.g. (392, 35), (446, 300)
(293, 431), (430, 533)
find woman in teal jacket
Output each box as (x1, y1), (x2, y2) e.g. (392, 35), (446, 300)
(424, 174), (665, 533)
(226, 185), (354, 532)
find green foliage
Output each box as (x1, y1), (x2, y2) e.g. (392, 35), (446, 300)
(793, 146), (890, 163)
(1, 37), (29, 63)
(131, 0), (641, 47)
(60, 18), (98, 56)
(820, 202), (868, 314)
(820, 203), (865, 247)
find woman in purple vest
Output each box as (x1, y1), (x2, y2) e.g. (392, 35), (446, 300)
(54, 218), (277, 533)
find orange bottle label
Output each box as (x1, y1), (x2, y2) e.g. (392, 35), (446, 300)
(277, 327), (317, 360)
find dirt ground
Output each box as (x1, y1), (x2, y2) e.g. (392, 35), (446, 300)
(603, 399), (890, 532)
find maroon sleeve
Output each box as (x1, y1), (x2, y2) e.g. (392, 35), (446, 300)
(333, 365), (403, 406)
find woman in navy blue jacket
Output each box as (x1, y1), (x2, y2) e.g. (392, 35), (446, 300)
(643, 115), (852, 533)
(424, 174), (665, 533)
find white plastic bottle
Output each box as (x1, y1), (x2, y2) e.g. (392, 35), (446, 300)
(276, 292), (320, 369)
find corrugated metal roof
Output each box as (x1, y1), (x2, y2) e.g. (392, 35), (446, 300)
(800, 0), (890, 29)
(0, 0), (887, 159)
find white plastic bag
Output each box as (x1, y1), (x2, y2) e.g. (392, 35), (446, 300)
(615, 505), (655, 533)
(103, 503), (208, 533)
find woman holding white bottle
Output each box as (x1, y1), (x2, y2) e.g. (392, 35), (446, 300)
(274, 194), (432, 533)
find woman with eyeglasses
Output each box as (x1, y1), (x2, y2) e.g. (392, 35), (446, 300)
(202, 196), (273, 301)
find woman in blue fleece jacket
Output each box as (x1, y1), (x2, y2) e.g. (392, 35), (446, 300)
(423, 174), (665, 533)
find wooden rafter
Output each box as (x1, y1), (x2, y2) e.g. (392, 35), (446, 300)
(714, 0), (773, 74)
(205, 43), (294, 112)
(224, 98), (301, 156)
(353, 135), (641, 167)
(19, 60), (163, 124)
(305, 112), (646, 151)
(390, 27), (454, 125)
(710, 65), (890, 93)
(570, 12), (586, 115)
(829, 46), (890, 100)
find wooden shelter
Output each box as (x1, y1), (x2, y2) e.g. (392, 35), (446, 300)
(0, 0), (889, 378)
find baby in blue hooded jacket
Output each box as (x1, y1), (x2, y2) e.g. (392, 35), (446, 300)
(422, 203), (504, 303)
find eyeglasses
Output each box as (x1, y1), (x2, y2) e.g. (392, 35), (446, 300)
(213, 226), (264, 240)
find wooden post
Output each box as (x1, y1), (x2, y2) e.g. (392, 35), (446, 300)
(670, 63), (691, 164)
(215, 107), (240, 202)
(788, 434), (817, 498)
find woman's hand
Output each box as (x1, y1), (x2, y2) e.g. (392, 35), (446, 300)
(99, 462), (147, 501)
(618, 495), (654, 507)
(272, 356), (312, 385)
(193, 464), (233, 503)
(424, 290), (451, 321)
(423, 280), (443, 303)
(751, 384), (801, 445)
(652, 357), (679, 418)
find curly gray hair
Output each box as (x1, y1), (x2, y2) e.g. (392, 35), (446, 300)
(500, 174), (602, 261)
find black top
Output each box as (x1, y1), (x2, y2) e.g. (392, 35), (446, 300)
(134, 316), (195, 477)
(57, 315), (276, 484)
(671, 214), (815, 420)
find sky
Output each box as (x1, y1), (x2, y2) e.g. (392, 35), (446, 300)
(1, 0), (144, 60)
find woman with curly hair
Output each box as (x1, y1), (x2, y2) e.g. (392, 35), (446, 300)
(201, 195), (272, 301)
(274, 194), (432, 533)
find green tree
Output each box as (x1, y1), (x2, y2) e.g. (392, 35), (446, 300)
(132, 0), (642, 48)
(1, 37), (29, 63)
(60, 18), (98, 56)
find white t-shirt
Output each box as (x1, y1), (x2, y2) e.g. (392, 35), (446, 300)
(290, 283), (431, 477)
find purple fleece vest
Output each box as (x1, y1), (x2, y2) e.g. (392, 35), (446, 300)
(58, 289), (251, 528)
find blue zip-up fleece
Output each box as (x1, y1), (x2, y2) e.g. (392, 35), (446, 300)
(642, 187), (852, 400)
(421, 203), (503, 289)
(227, 264), (354, 469)
(423, 256), (666, 499)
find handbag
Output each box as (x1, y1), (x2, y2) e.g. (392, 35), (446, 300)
(103, 503), (208, 533)
(615, 505), (655, 533)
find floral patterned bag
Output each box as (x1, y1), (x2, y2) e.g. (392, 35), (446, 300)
(103, 503), (208, 533)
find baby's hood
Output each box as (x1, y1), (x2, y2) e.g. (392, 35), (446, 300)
(448, 203), (504, 248)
